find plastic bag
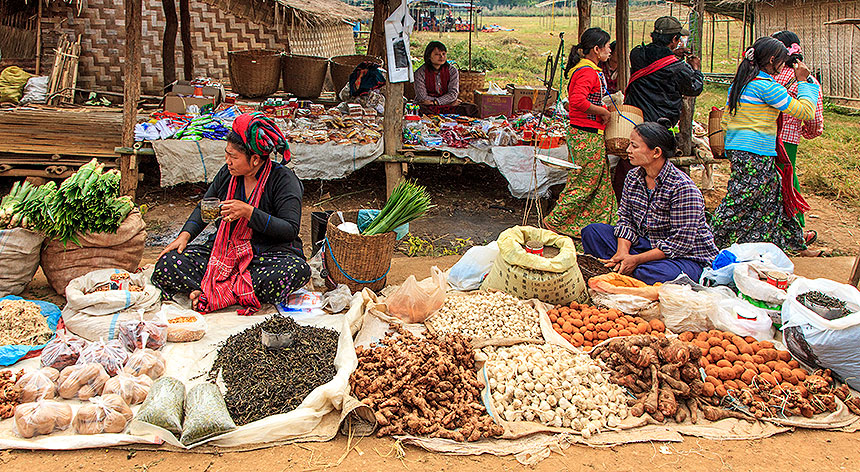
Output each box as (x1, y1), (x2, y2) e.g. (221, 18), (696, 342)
(180, 383), (237, 446)
(135, 376), (185, 437)
(307, 249), (326, 289)
(77, 339), (129, 376)
(448, 241), (499, 291)
(321, 284), (352, 313)
(15, 367), (60, 402)
(782, 278), (860, 390)
(73, 394), (133, 434)
(123, 348), (166, 379)
(733, 263), (794, 305)
(357, 209), (408, 240)
(589, 273), (661, 300)
(588, 290), (661, 320)
(701, 242), (793, 286)
(386, 266), (448, 323)
(40, 331), (87, 370)
(708, 291), (775, 340)
(58, 363), (109, 400)
(13, 400), (72, 438)
(117, 311), (168, 352)
(162, 303), (207, 342)
(658, 284), (716, 333)
(103, 372), (152, 405)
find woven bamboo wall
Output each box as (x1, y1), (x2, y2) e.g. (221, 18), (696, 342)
(756, 0), (860, 101)
(40, 0), (354, 95)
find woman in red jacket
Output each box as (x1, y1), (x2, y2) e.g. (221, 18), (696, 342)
(544, 27), (615, 238)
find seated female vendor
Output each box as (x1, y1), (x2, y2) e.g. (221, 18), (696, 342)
(152, 112), (310, 315)
(581, 119), (719, 285)
(414, 41), (479, 117)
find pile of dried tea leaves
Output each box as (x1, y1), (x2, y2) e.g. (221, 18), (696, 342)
(209, 315), (338, 425)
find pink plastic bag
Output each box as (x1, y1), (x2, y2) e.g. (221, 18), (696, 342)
(386, 266), (448, 323)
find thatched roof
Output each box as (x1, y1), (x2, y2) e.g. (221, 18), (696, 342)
(37, 0), (368, 27)
(668, 1), (750, 20)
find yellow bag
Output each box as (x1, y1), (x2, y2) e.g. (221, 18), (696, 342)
(0, 67), (33, 104)
(481, 226), (587, 305)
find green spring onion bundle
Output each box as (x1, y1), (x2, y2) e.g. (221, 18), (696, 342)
(362, 180), (433, 236)
(0, 159), (135, 244)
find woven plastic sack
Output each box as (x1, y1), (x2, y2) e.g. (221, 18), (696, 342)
(135, 376), (185, 437)
(0, 66), (32, 104)
(0, 228), (44, 297)
(180, 383), (237, 446)
(386, 266), (448, 323)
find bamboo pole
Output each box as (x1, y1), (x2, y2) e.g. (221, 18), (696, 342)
(35, 0), (42, 75)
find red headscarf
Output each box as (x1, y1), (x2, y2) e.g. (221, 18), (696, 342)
(232, 112), (291, 163)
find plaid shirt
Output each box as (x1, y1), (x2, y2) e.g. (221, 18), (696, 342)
(614, 161), (719, 265)
(774, 67), (824, 145)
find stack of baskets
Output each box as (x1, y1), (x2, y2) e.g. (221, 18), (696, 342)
(323, 210), (396, 293)
(330, 54), (383, 91)
(228, 49), (283, 98)
(458, 70), (486, 104)
(282, 54), (329, 99)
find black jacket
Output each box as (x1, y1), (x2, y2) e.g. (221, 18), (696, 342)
(181, 161), (305, 258)
(623, 43), (704, 125)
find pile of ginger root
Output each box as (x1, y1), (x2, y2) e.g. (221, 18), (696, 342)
(591, 335), (749, 423)
(350, 326), (504, 442)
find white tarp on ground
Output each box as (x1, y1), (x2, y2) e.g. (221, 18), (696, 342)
(151, 139), (567, 197)
(0, 294), (371, 450)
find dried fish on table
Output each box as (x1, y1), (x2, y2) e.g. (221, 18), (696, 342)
(209, 315), (339, 426)
(0, 299), (52, 347)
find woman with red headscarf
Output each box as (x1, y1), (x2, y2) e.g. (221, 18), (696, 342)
(152, 112), (309, 314)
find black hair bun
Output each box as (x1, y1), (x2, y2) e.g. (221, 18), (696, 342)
(656, 117), (673, 129)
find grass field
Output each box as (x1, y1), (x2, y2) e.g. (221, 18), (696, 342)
(411, 14), (860, 208)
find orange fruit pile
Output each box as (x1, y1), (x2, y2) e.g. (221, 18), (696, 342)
(548, 302), (666, 351)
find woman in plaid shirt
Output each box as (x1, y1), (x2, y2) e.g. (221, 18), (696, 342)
(772, 30), (824, 231)
(581, 120), (719, 285)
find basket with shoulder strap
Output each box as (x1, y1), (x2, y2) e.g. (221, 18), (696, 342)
(323, 210), (396, 293)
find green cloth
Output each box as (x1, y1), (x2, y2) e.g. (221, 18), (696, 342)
(776, 142), (805, 227)
(0, 67), (32, 104)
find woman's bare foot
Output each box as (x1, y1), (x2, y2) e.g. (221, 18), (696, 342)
(798, 248), (830, 257)
(189, 290), (202, 310)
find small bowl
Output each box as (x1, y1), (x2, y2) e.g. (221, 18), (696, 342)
(261, 329), (294, 349)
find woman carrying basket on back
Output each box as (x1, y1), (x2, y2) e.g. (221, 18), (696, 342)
(543, 27), (617, 239)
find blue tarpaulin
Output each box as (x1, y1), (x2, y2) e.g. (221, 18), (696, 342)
(0, 295), (62, 366)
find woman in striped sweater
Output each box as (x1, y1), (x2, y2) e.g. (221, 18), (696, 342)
(710, 37), (823, 256)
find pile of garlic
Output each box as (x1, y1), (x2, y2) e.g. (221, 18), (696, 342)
(481, 343), (629, 438)
(430, 291), (541, 339)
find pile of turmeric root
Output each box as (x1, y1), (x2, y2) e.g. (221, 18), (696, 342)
(592, 332), (858, 423)
(351, 326), (504, 442)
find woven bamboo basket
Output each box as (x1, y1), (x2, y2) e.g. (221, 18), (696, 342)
(282, 54), (329, 98)
(604, 105), (644, 154)
(458, 70), (486, 103)
(228, 49), (283, 98)
(709, 108), (726, 157)
(323, 210), (397, 293)
(330, 54), (383, 91)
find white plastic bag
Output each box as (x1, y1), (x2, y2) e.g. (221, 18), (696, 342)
(709, 293), (775, 340)
(448, 241), (499, 291)
(321, 284), (353, 313)
(700, 242), (793, 286)
(658, 284), (716, 333)
(733, 263), (793, 305)
(386, 266), (448, 323)
(782, 278), (860, 390)
(588, 290), (661, 320)
(307, 249), (326, 289)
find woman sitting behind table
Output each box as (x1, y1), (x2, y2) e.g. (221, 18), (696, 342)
(152, 113), (310, 314)
(413, 41), (479, 117)
(581, 120), (719, 285)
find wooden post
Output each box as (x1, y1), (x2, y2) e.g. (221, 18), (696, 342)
(381, 0), (405, 197)
(121, 0), (142, 199)
(179, 0), (193, 80)
(679, 0), (705, 160)
(709, 13), (715, 73)
(615, 0), (630, 91)
(368, 0), (391, 58)
(35, 0), (43, 75)
(576, 0), (590, 37)
(162, 0), (179, 88)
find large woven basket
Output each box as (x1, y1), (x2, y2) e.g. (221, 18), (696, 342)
(228, 49), (282, 98)
(458, 69), (486, 103)
(323, 210), (397, 293)
(330, 54), (383, 91)
(282, 54), (328, 98)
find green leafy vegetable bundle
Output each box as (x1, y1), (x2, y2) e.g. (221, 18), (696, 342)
(361, 180), (432, 236)
(0, 159), (135, 244)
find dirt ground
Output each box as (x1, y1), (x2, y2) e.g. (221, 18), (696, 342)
(6, 162), (860, 470)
